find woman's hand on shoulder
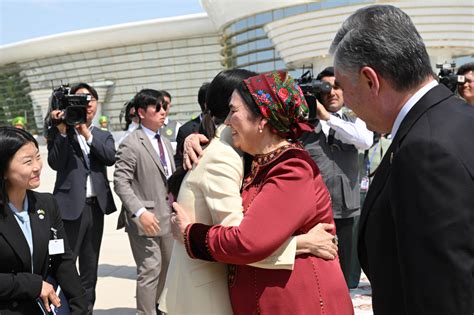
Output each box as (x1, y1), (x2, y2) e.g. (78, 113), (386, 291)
(183, 134), (209, 170)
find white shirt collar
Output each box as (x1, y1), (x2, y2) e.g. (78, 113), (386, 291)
(391, 80), (438, 138)
(141, 124), (160, 138)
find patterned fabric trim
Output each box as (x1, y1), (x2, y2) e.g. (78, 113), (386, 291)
(243, 143), (304, 188)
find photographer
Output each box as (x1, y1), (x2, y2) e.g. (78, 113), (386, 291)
(301, 66), (373, 287)
(456, 62), (474, 106)
(47, 83), (117, 313)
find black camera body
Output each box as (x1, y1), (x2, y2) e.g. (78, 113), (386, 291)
(296, 70), (332, 123)
(436, 62), (465, 93)
(50, 85), (90, 126)
(297, 70), (332, 97)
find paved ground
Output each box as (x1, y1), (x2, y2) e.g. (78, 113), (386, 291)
(37, 144), (373, 314)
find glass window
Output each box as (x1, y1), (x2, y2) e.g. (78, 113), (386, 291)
(307, 2), (321, 11)
(247, 16), (256, 28)
(235, 19), (246, 31)
(256, 39), (271, 50)
(257, 61), (274, 73)
(284, 5), (307, 17)
(322, 0), (346, 9)
(255, 28), (265, 37)
(249, 53), (257, 63)
(237, 55), (249, 65)
(255, 12), (272, 25)
(236, 44), (249, 55)
(248, 41), (256, 51)
(275, 60), (286, 70)
(273, 9), (284, 20)
(236, 32), (248, 42)
(256, 50), (273, 61)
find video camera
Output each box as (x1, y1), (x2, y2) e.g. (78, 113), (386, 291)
(296, 69), (332, 123)
(50, 85), (90, 126)
(436, 62), (466, 92)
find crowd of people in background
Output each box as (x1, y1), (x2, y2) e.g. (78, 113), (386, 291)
(1, 4), (473, 315)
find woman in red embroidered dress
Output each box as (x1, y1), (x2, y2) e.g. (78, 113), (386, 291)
(172, 71), (353, 314)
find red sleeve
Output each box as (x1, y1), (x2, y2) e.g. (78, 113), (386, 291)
(187, 157), (320, 264)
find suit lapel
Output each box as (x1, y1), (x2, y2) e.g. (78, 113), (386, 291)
(0, 204), (32, 272)
(359, 84), (453, 231)
(28, 191), (49, 274)
(137, 128), (166, 175)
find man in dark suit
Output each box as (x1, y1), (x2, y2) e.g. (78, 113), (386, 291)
(47, 83), (117, 313)
(174, 82), (209, 167)
(330, 5), (474, 314)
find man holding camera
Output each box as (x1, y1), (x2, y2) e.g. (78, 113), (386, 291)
(47, 82), (117, 313)
(301, 66), (373, 287)
(457, 62), (474, 106)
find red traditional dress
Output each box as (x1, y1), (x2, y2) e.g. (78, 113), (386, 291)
(185, 144), (353, 314)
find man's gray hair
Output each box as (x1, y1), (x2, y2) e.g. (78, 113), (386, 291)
(329, 5), (435, 92)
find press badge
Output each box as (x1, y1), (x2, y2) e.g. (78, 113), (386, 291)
(49, 228), (65, 255)
(49, 239), (65, 255)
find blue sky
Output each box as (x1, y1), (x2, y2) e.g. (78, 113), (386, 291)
(0, 0), (205, 45)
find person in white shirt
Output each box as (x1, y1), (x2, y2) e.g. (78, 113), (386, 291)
(301, 66), (373, 287)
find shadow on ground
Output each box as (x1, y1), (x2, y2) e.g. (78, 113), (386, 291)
(98, 263), (136, 280)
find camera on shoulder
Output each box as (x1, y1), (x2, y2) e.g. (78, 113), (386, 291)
(296, 68), (332, 123)
(50, 85), (90, 126)
(436, 62), (466, 92)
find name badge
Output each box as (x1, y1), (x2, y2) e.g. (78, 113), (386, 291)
(49, 239), (65, 255)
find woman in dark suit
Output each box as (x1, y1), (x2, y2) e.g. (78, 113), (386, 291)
(0, 126), (87, 314)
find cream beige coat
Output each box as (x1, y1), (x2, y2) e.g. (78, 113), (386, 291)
(159, 125), (296, 314)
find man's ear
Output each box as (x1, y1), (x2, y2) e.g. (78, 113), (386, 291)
(360, 66), (380, 95)
(137, 107), (145, 120)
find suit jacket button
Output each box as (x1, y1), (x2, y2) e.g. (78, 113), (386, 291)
(12, 301), (18, 307)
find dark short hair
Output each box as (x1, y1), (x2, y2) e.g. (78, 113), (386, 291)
(0, 127), (38, 215)
(330, 5), (434, 92)
(160, 90), (172, 101)
(132, 89), (165, 117)
(198, 82), (210, 112)
(457, 62), (474, 76)
(316, 66), (334, 80)
(70, 82), (99, 100)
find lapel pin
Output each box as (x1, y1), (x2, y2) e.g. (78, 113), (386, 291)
(390, 152), (394, 165)
(37, 209), (45, 220)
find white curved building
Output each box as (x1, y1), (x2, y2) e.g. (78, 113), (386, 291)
(0, 0), (472, 132)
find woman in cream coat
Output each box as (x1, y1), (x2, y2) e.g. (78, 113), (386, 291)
(159, 70), (337, 314)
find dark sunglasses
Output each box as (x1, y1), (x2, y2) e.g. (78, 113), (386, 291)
(153, 101), (168, 112)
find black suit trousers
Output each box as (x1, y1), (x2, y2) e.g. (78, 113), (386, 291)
(335, 217), (354, 286)
(63, 198), (104, 313)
